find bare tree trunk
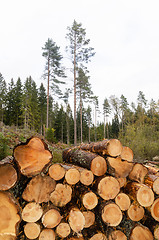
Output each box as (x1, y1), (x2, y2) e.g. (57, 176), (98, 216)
(46, 55), (50, 129)
(80, 93), (83, 143)
(74, 35), (77, 145)
(104, 113), (105, 139)
(88, 119), (90, 142)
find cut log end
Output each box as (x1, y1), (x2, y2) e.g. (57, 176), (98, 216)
(49, 163), (65, 181)
(137, 185), (154, 207)
(89, 233), (107, 240)
(90, 156), (107, 176)
(0, 192), (21, 238)
(115, 193), (131, 211)
(42, 209), (62, 228)
(22, 175), (56, 203)
(39, 229), (55, 240)
(0, 164), (17, 191)
(129, 225), (153, 240)
(65, 168), (80, 185)
(121, 146), (133, 162)
(56, 223), (71, 238)
(50, 183), (72, 207)
(82, 192), (98, 210)
(151, 198), (159, 221)
(108, 230), (127, 240)
(153, 177), (159, 194)
(14, 137), (52, 177)
(127, 203), (144, 221)
(22, 202), (43, 223)
(102, 203), (122, 227)
(154, 226), (159, 240)
(82, 211), (95, 228)
(24, 222), (41, 239)
(80, 169), (94, 186)
(98, 176), (120, 200)
(68, 208), (85, 233)
(129, 163), (148, 183)
(106, 139), (123, 157)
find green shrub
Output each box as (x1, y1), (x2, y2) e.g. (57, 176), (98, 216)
(46, 128), (57, 143)
(0, 133), (10, 160)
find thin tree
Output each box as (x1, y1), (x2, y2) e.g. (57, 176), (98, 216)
(76, 68), (93, 143)
(0, 73), (7, 124)
(103, 98), (111, 139)
(66, 20), (95, 145)
(86, 105), (92, 142)
(42, 38), (65, 129)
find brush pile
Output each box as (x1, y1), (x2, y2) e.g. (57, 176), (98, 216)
(0, 136), (159, 240)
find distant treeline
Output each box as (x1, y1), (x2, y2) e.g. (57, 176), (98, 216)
(0, 73), (159, 160)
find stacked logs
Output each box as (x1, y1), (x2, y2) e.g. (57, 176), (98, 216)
(1, 137), (159, 239)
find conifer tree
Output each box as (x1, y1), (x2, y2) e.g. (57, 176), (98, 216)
(42, 38), (65, 129)
(0, 73), (7, 123)
(38, 83), (47, 134)
(66, 20), (95, 145)
(5, 79), (16, 126)
(14, 78), (23, 127)
(103, 98), (111, 139)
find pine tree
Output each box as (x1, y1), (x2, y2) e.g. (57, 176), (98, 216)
(42, 38), (65, 129)
(66, 20), (95, 145)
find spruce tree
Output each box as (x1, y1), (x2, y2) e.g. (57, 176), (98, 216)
(38, 83), (47, 134)
(103, 98), (111, 139)
(5, 79), (16, 126)
(14, 78), (23, 127)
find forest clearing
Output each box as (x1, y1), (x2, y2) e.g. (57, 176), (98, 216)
(1, 136), (159, 239)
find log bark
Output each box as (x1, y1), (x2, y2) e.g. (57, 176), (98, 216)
(50, 183), (72, 207)
(13, 137), (52, 177)
(107, 156), (133, 178)
(56, 222), (71, 238)
(68, 207), (85, 233)
(80, 139), (123, 157)
(101, 202), (122, 227)
(0, 163), (17, 190)
(82, 191), (98, 210)
(22, 174), (56, 203)
(22, 202), (43, 222)
(42, 208), (62, 228)
(82, 211), (95, 228)
(120, 146), (133, 162)
(108, 230), (127, 240)
(125, 182), (154, 207)
(115, 193), (131, 211)
(117, 177), (127, 188)
(0, 191), (21, 238)
(48, 163), (66, 181)
(39, 229), (55, 240)
(127, 203), (145, 221)
(63, 148), (107, 176)
(129, 163), (148, 183)
(129, 224), (153, 240)
(24, 222), (41, 239)
(145, 162), (159, 175)
(97, 176), (120, 200)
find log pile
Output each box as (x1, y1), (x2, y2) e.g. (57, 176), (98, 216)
(1, 137), (159, 239)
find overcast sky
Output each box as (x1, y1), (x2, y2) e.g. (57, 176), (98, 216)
(1, 0), (159, 120)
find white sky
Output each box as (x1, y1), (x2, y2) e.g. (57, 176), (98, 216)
(1, 0), (159, 121)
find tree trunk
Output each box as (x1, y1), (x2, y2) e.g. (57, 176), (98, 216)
(82, 211), (95, 228)
(127, 202), (145, 221)
(151, 198), (159, 221)
(22, 202), (43, 223)
(63, 148), (107, 176)
(48, 163), (66, 181)
(108, 230), (127, 240)
(74, 34), (77, 145)
(129, 163), (148, 183)
(46, 55), (50, 129)
(115, 192), (131, 211)
(42, 208), (62, 228)
(80, 139), (123, 157)
(68, 207), (85, 233)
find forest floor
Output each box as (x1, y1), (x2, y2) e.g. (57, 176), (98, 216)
(0, 125), (68, 162)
